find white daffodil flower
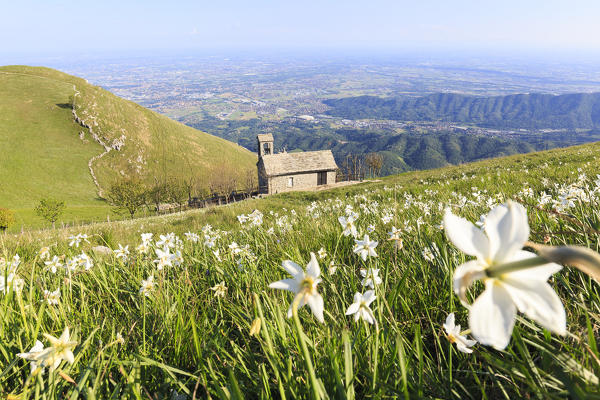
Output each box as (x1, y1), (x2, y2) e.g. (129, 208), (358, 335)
(171, 249), (183, 267)
(140, 233), (153, 244)
(353, 234), (378, 261)
(44, 256), (62, 274)
(0, 273), (24, 294)
(44, 289), (61, 305)
(113, 244), (129, 261)
(229, 242), (243, 255)
(444, 201), (566, 350)
(338, 215), (358, 237)
(422, 247), (435, 262)
(136, 242), (151, 255)
(139, 275), (155, 297)
(153, 248), (172, 270)
(185, 232), (200, 243)
(443, 313), (477, 354)
(318, 248), (327, 259)
(345, 290), (376, 324)
(211, 281), (227, 297)
(17, 340), (45, 375)
(156, 233), (176, 249)
(77, 252), (93, 270)
(31, 327), (77, 371)
(388, 226), (401, 241)
(68, 235), (80, 248)
(38, 247), (50, 260)
(360, 268), (382, 288)
(269, 252), (324, 323)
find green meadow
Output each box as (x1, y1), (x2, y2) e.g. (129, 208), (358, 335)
(0, 142), (599, 398)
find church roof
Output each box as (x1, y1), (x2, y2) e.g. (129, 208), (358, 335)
(257, 133), (274, 142)
(260, 150), (338, 176)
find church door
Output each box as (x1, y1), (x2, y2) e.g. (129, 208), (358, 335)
(317, 172), (327, 185)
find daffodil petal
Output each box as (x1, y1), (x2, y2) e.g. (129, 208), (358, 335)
(453, 260), (486, 301)
(345, 302), (360, 315)
(363, 308), (375, 325)
(469, 281), (516, 350)
(65, 350), (75, 364)
(456, 342), (474, 353)
(281, 260), (303, 277)
(485, 202), (529, 263)
(306, 253), (321, 278)
(444, 313), (456, 331)
(268, 279), (297, 292)
(307, 293), (324, 323)
(501, 278), (566, 335)
(363, 290), (376, 305)
(444, 209), (489, 260)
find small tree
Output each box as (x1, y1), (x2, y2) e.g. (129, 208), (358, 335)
(167, 179), (188, 212)
(35, 198), (65, 228)
(210, 166), (239, 204)
(148, 180), (170, 213)
(0, 208), (15, 232)
(243, 169), (258, 198)
(342, 153), (365, 181)
(365, 152), (384, 178)
(182, 175), (200, 203)
(106, 178), (147, 219)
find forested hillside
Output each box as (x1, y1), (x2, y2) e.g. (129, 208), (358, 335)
(324, 92), (600, 129)
(188, 117), (571, 175)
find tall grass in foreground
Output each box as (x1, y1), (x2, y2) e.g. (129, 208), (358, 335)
(0, 144), (600, 398)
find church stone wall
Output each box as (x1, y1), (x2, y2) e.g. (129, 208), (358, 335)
(267, 171), (337, 194)
(327, 171), (336, 185)
(269, 172), (318, 194)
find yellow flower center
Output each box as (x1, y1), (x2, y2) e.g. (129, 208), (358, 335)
(301, 276), (315, 293)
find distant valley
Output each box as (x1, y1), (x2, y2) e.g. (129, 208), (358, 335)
(53, 56), (600, 176)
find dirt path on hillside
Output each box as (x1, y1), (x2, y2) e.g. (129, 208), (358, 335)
(71, 85), (112, 198)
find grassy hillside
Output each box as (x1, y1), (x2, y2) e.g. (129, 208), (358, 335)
(1, 142), (599, 397)
(0, 67), (104, 207)
(0, 66), (257, 228)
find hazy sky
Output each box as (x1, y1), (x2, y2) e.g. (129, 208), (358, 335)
(3, 0), (600, 58)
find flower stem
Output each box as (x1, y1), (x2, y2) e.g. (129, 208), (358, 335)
(142, 296), (146, 354)
(372, 323), (380, 391)
(486, 256), (548, 278)
(331, 232), (344, 266)
(291, 297), (321, 400)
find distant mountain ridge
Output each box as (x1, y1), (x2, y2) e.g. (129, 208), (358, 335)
(323, 92), (600, 129)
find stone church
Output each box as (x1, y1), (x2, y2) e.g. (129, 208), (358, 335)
(256, 134), (338, 194)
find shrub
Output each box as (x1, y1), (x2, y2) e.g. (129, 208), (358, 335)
(0, 208), (15, 231)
